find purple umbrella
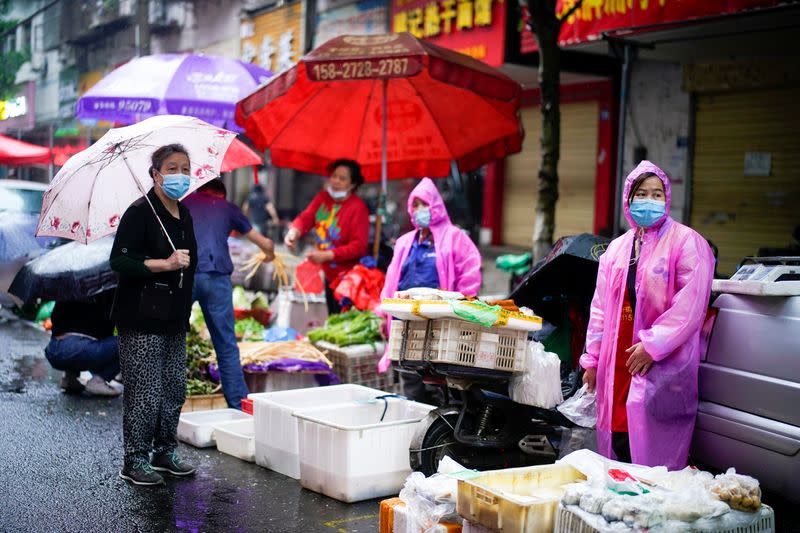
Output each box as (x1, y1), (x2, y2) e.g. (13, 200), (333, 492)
(76, 54), (272, 131)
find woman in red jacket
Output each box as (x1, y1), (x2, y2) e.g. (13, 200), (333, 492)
(284, 159), (370, 314)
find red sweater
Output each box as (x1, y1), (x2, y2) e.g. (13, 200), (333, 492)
(291, 190), (370, 282)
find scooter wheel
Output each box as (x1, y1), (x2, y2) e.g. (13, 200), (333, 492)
(409, 408), (462, 477)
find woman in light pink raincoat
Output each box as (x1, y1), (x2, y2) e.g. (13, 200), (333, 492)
(581, 160), (714, 470)
(377, 178), (482, 393)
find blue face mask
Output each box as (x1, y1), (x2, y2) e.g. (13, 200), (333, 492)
(161, 173), (191, 200)
(414, 207), (431, 228)
(630, 199), (666, 228)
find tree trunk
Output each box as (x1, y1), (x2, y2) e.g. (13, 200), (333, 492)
(528, 0), (561, 262)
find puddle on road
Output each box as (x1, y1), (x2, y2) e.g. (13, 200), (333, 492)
(0, 319), (57, 392)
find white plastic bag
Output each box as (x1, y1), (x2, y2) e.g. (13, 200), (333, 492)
(557, 384), (597, 428)
(509, 341), (563, 408)
(399, 472), (459, 532)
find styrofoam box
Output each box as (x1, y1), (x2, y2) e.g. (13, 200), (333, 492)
(177, 409), (253, 448)
(249, 384), (386, 479)
(214, 418), (256, 462)
(294, 398), (436, 503)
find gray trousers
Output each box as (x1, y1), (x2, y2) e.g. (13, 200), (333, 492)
(119, 331), (186, 466)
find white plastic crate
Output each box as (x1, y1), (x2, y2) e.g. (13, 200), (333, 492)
(294, 398), (436, 503)
(249, 384), (386, 479)
(457, 463), (586, 533)
(214, 419), (255, 462)
(244, 370), (319, 393)
(177, 409), (253, 448)
(553, 503), (776, 533)
(274, 288), (328, 334)
(388, 319), (528, 372)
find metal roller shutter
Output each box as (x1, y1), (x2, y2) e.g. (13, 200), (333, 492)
(691, 88), (800, 275)
(502, 100), (599, 248)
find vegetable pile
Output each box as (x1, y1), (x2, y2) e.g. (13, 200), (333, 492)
(307, 310), (382, 347)
(186, 327), (219, 396)
(235, 317), (265, 341)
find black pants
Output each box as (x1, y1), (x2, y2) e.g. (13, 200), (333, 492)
(612, 431), (632, 463)
(119, 331), (186, 467)
(324, 281), (341, 315)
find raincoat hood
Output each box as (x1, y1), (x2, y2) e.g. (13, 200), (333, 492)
(623, 160), (672, 230)
(408, 178), (450, 229)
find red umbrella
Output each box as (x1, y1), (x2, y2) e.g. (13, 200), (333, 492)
(0, 134), (51, 166)
(235, 33), (522, 185)
(221, 137), (263, 183)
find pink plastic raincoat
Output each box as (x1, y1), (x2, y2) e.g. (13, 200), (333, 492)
(377, 178), (482, 372)
(580, 161), (714, 470)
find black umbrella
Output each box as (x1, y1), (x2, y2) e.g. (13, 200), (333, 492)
(9, 236), (118, 303)
(510, 233), (609, 322)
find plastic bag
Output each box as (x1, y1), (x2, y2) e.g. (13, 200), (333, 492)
(449, 299), (502, 328)
(294, 259), (324, 294)
(558, 427), (598, 459)
(706, 468), (762, 512)
(557, 384), (597, 428)
(263, 326), (299, 342)
(509, 341), (563, 408)
(399, 472), (459, 532)
(331, 264), (386, 311)
(35, 301), (55, 322)
(495, 253), (532, 276)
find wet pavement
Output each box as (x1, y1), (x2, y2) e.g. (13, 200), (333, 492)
(0, 309), (379, 533)
(3, 307), (799, 533)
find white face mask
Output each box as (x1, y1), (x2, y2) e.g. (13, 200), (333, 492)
(327, 185), (348, 200)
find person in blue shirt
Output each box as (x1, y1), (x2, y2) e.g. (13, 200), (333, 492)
(379, 178), (482, 404)
(183, 179), (274, 409)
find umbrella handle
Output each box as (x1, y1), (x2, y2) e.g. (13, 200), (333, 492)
(373, 215), (382, 259)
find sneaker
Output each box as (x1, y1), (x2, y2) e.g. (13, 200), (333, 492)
(151, 451), (196, 477)
(84, 375), (122, 397)
(119, 461), (164, 486)
(60, 371), (84, 394)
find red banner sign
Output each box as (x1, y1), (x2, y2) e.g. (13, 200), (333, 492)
(521, 0), (785, 53)
(391, 0), (507, 66)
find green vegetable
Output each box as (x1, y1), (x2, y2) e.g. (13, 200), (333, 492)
(186, 378), (217, 396)
(232, 286), (250, 310)
(235, 317), (265, 341)
(308, 310), (381, 347)
(251, 292), (270, 311)
(186, 327), (213, 381)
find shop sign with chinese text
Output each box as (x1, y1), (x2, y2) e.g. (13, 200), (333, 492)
(390, 0), (506, 66)
(241, 3), (304, 73)
(521, 0), (787, 53)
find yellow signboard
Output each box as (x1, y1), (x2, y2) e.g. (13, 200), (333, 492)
(240, 3), (305, 73)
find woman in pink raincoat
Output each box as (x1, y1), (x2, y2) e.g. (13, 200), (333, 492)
(581, 160), (714, 470)
(377, 178), (482, 401)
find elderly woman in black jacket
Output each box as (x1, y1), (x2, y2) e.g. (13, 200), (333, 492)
(110, 144), (198, 486)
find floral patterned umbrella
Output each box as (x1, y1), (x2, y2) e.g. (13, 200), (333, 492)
(35, 115), (236, 244)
